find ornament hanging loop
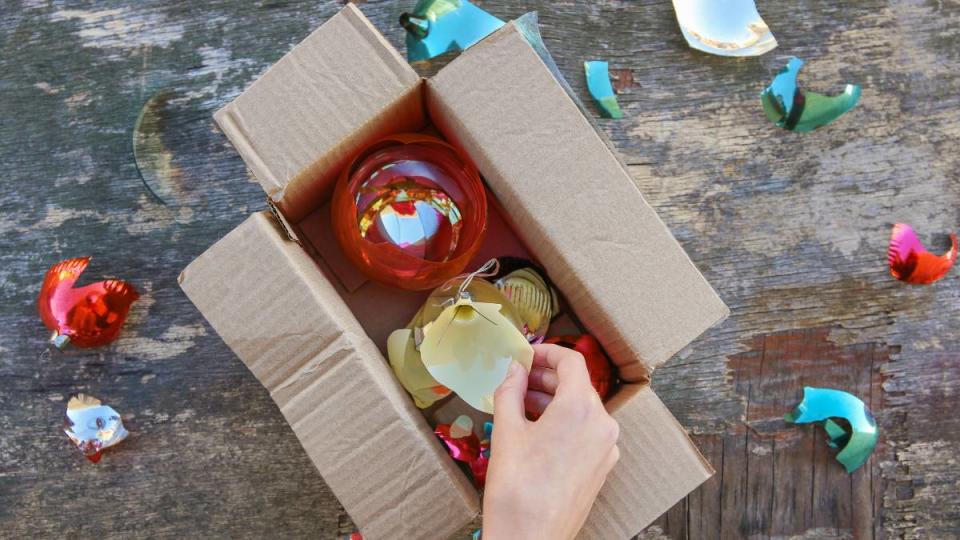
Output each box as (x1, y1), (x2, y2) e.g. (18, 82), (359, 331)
(438, 258), (500, 307)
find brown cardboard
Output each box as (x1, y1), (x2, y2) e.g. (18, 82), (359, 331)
(179, 212), (479, 540)
(213, 4), (423, 221)
(427, 25), (729, 372)
(184, 4), (729, 539)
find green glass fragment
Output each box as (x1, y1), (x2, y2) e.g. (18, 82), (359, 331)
(400, 0), (504, 62)
(584, 61), (624, 119)
(785, 387), (878, 473)
(761, 57), (860, 132)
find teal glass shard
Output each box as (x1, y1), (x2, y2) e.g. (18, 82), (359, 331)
(785, 387), (878, 473)
(584, 61), (624, 119)
(761, 57), (861, 132)
(672, 0), (777, 57)
(401, 0), (505, 62)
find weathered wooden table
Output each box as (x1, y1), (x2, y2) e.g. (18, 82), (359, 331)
(2, 1), (958, 538)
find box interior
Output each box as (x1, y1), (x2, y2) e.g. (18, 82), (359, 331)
(290, 79), (650, 437)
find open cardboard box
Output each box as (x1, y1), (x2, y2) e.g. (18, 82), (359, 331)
(179, 4), (729, 539)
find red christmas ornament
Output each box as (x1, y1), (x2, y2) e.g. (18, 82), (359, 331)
(888, 223), (957, 285)
(435, 416), (491, 488)
(331, 133), (488, 291)
(38, 257), (139, 349)
(545, 335), (617, 401)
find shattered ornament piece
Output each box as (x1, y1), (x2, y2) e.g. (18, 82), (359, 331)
(420, 298), (534, 413)
(435, 415), (491, 488)
(495, 267), (559, 342)
(888, 223), (957, 284)
(387, 326), (452, 408)
(332, 134), (488, 291)
(761, 57), (861, 132)
(38, 257), (139, 349)
(545, 335), (617, 400)
(64, 394), (129, 462)
(785, 387), (878, 473)
(584, 61), (624, 119)
(672, 0), (776, 56)
(387, 273), (525, 409)
(401, 0), (505, 62)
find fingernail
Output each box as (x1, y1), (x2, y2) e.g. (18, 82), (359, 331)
(507, 362), (522, 376)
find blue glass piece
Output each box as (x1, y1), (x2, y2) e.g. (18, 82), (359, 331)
(401, 0), (505, 62)
(584, 61), (624, 119)
(785, 387), (878, 473)
(761, 57), (861, 132)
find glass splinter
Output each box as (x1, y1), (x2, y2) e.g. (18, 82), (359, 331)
(64, 394), (129, 463)
(761, 57), (861, 132)
(672, 0), (777, 57)
(785, 387), (878, 473)
(400, 0), (505, 62)
(584, 61), (624, 119)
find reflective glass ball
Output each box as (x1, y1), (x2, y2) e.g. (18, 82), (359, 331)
(332, 134), (487, 290)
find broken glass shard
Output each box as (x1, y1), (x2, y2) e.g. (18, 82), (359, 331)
(420, 298), (533, 413)
(401, 0), (505, 62)
(64, 394), (129, 463)
(888, 223), (957, 284)
(495, 266), (558, 342)
(584, 61), (624, 119)
(785, 387), (878, 473)
(672, 0), (777, 56)
(761, 57), (861, 132)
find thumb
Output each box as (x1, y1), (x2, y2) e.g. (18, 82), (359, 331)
(493, 361), (528, 424)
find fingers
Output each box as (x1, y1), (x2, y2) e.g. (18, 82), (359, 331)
(528, 366), (559, 395)
(532, 344), (592, 394)
(524, 390), (554, 419)
(493, 361), (529, 426)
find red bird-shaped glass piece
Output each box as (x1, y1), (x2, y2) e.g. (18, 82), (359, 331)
(888, 224), (957, 285)
(38, 257), (139, 349)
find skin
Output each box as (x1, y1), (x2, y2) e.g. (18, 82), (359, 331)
(482, 344), (621, 540)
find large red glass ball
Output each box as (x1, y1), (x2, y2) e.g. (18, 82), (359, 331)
(332, 134), (487, 290)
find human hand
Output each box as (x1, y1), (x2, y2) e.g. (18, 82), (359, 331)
(481, 344), (620, 540)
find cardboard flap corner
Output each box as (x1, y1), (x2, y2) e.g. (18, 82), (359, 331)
(580, 385), (714, 539)
(427, 20), (729, 372)
(214, 3), (421, 217)
(179, 211), (479, 540)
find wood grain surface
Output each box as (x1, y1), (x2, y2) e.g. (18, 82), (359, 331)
(1, 1), (958, 538)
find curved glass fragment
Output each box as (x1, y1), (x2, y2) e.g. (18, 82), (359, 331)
(584, 61), (624, 119)
(888, 223), (958, 285)
(785, 387), (878, 473)
(672, 0), (777, 57)
(761, 57), (861, 132)
(401, 0), (505, 62)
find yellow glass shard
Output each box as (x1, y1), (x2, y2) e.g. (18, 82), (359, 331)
(420, 299), (534, 413)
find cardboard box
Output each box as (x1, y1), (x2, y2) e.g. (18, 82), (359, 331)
(179, 4), (729, 539)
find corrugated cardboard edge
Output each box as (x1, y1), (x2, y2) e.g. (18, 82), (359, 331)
(179, 212), (479, 540)
(427, 20), (729, 372)
(579, 385), (714, 539)
(212, 3), (421, 219)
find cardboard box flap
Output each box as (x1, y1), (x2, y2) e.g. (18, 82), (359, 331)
(580, 385), (713, 539)
(427, 20), (729, 371)
(179, 212), (479, 540)
(214, 4), (420, 212)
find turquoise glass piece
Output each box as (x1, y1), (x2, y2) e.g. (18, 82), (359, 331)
(761, 57), (861, 132)
(785, 387), (879, 473)
(584, 61), (624, 119)
(401, 0), (505, 62)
